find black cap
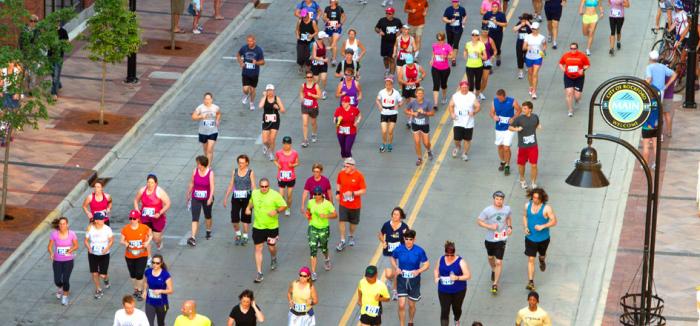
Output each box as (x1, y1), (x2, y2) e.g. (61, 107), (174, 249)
(365, 265), (378, 277)
(282, 136), (292, 144)
(493, 191), (505, 198)
(345, 48), (355, 54)
(313, 186), (324, 195)
(93, 212), (106, 220)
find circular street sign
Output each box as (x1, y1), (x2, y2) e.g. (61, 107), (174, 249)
(599, 80), (658, 131)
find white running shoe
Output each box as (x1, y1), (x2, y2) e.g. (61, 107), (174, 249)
(322, 91), (327, 100)
(462, 153), (469, 161)
(249, 103), (255, 111)
(478, 93), (486, 100)
(285, 209), (290, 216)
(242, 95), (248, 104)
(518, 71), (524, 79)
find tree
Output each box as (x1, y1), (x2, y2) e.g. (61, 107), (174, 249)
(83, 0), (142, 125)
(0, 0), (76, 220)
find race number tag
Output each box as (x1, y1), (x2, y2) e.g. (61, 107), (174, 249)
(339, 126), (351, 135)
(401, 270), (415, 279)
(203, 120), (215, 127)
(312, 59), (324, 66)
(233, 190), (248, 199)
(264, 114), (277, 123)
(498, 116), (510, 124)
(342, 192), (354, 202)
(130, 248), (143, 256)
(527, 48), (539, 56)
(279, 170), (293, 180)
(440, 276), (454, 286)
(386, 26), (398, 34)
(488, 21), (496, 28)
(364, 305), (380, 316)
(523, 134), (535, 144)
(194, 190), (208, 199)
(413, 117), (426, 125)
(142, 207), (156, 217)
(435, 55), (445, 62)
(406, 84), (416, 90)
(519, 33), (527, 40)
(468, 52), (478, 59)
(329, 20), (339, 28)
(147, 289), (161, 299)
(387, 241), (400, 252)
(56, 246), (70, 256)
(567, 65), (579, 73)
(611, 8), (622, 17)
(300, 33), (310, 41)
(400, 52), (409, 60)
(382, 98), (395, 107)
(245, 62), (255, 69)
(128, 240), (143, 248)
(493, 229), (508, 240)
(450, 19), (460, 27)
(303, 98), (314, 107)
(91, 244), (106, 255)
(294, 303), (307, 312)
(349, 97), (356, 105)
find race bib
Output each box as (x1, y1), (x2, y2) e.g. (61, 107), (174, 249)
(364, 305), (380, 317)
(519, 33), (527, 40)
(382, 98), (396, 106)
(611, 8), (622, 17)
(142, 207), (155, 217)
(329, 20), (339, 28)
(567, 65), (579, 73)
(523, 134), (535, 144)
(56, 246), (70, 256)
(387, 241), (400, 252)
(450, 19), (461, 27)
(659, 1), (666, 9)
(339, 126), (351, 135)
(129, 248), (143, 256)
(233, 190), (248, 199)
(279, 170), (293, 180)
(413, 117), (426, 125)
(406, 84), (416, 90)
(386, 26), (398, 34)
(527, 48), (539, 56)
(468, 52), (478, 59)
(128, 240), (143, 248)
(401, 270), (415, 279)
(203, 120), (215, 127)
(312, 59), (324, 65)
(498, 116), (510, 124)
(91, 244), (106, 255)
(264, 114), (277, 123)
(349, 97), (356, 105)
(245, 62), (255, 69)
(342, 192), (354, 202)
(488, 21), (496, 28)
(400, 52), (409, 60)
(493, 229), (508, 240)
(435, 55), (445, 62)
(293, 303), (307, 312)
(440, 276), (454, 286)
(300, 33), (309, 41)
(303, 98), (314, 106)
(147, 289), (161, 299)
(266, 236), (278, 245)
(194, 190), (208, 199)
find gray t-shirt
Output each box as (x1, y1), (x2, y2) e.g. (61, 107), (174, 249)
(511, 113), (539, 148)
(195, 103), (220, 135)
(478, 205), (512, 242)
(407, 99), (435, 126)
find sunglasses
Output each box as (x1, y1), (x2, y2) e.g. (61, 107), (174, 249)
(129, 217), (138, 221)
(299, 274), (310, 278)
(260, 185), (270, 188)
(152, 261), (162, 265)
(570, 47), (578, 50)
(306, 76), (313, 79)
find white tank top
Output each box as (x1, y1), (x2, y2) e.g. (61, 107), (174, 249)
(86, 224), (113, 255)
(452, 91), (476, 129)
(345, 39), (360, 61)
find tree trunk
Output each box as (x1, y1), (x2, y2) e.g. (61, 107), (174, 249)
(1, 126), (12, 221)
(170, 13), (176, 50)
(100, 61), (106, 125)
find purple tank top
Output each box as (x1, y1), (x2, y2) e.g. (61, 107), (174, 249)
(340, 79), (358, 106)
(192, 168), (211, 200)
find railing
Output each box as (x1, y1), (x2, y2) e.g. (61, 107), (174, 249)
(44, 0), (83, 16)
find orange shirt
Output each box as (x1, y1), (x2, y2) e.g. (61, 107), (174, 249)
(121, 223), (151, 259)
(559, 51), (590, 79)
(337, 169), (366, 209)
(405, 0), (428, 26)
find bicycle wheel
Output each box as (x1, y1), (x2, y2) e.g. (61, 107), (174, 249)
(674, 64), (686, 93)
(651, 39), (666, 54)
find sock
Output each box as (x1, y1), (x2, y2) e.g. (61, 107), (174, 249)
(242, 233), (248, 239)
(236, 230), (242, 236)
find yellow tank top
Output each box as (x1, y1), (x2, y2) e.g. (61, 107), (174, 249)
(291, 281), (312, 313)
(465, 41), (485, 68)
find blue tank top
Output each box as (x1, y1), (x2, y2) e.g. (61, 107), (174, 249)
(340, 79), (358, 106)
(526, 201), (550, 242)
(584, 0), (598, 7)
(494, 97), (515, 131)
(437, 256), (467, 294)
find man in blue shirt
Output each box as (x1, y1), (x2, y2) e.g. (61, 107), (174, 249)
(645, 50), (677, 96)
(236, 35), (265, 111)
(523, 188), (557, 292)
(391, 229), (429, 326)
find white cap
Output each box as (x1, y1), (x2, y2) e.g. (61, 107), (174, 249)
(471, 29), (480, 35)
(318, 31), (329, 39)
(649, 50), (660, 60)
(531, 22), (540, 29)
(265, 84), (275, 90)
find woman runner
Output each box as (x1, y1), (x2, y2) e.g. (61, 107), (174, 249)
(142, 254), (173, 326)
(523, 22), (547, 99)
(376, 76), (404, 153)
(310, 32), (329, 101)
(479, 27), (498, 100)
(82, 179), (112, 226)
(84, 213), (114, 299)
(336, 68), (362, 107)
(608, 0), (629, 56)
(191, 92), (221, 163)
(406, 88), (436, 165)
(398, 54), (426, 128)
(394, 25), (416, 68)
(431, 32), (453, 107)
(513, 14), (533, 79)
(578, 0), (604, 55)
(464, 29), (487, 99)
(323, 0), (346, 65)
(259, 84), (287, 161)
(275, 136), (300, 217)
(228, 289), (265, 326)
(334, 96), (362, 158)
(133, 174), (171, 251)
(296, 10), (319, 73)
(287, 266), (318, 326)
(48, 217), (79, 306)
(224, 154), (256, 246)
(186, 155), (215, 246)
(300, 72), (322, 148)
(121, 209), (152, 301)
(377, 207), (408, 301)
(433, 241), (471, 326)
(343, 29), (366, 63)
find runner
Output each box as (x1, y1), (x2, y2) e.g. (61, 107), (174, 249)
(336, 68), (363, 106)
(296, 10), (319, 74)
(376, 76), (404, 153)
(142, 254), (173, 326)
(305, 186), (336, 280)
(406, 87), (435, 165)
(433, 240), (471, 326)
(48, 217), (78, 306)
(448, 80), (481, 161)
(391, 229), (429, 326)
(482, 1), (506, 67)
(578, 0), (604, 56)
(377, 207), (408, 302)
(544, 0), (563, 50)
(113, 295), (149, 326)
(375, 7), (404, 75)
(477, 191), (512, 295)
(245, 178), (288, 283)
(191, 92), (221, 163)
(516, 292), (552, 325)
(334, 96), (362, 158)
(523, 22), (546, 99)
(287, 267), (318, 326)
(335, 157), (366, 251)
(430, 32), (453, 106)
(300, 163), (333, 213)
(174, 300), (212, 326)
(133, 174), (171, 251)
(394, 25), (416, 68)
(228, 289), (265, 325)
(343, 29), (367, 64)
(335, 48), (361, 80)
(186, 155), (215, 246)
(479, 27), (497, 100)
(275, 136), (300, 216)
(655, 0), (673, 32)
(237, 35), (265, 111)
(121, 209), (152, 301)
(490, 89), (521, 175)
(323, 0), (346, 65)
(82, 179), (112, 226)
(300, 71), (322, 148)
(310, 31), (330, 100)
(558, 42), (590, 117)
(513, 14), (533, 79)
(443, 0), (467, 67)
(357, 265), (390, 326)
(532, 0), (544, 22)
(404, 0), (428, 59)
(523, 188), (557, 291)
(398, 54), (425, 129)
(295, 0), (321, 20)
(224, 154), (256, 246)
(509, 101), (541, 189)
(608, 0), (629, 55)
(464, 30), (487, 99)
(259, 84), (286, 161)
(644, 50), (675, 162)
(84, 212), (114, 299)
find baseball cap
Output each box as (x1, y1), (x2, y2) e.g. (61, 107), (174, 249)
(282, 136), (292, 144)
(93, 212), (106, 220)
(365, 265), (378, 277)
(265, 84), (275, 90)
(318, 31), (329, 39)
(341, 95), (351, 103)
(493, 190), (506, 198)
(344, 157), (356, 165)
(531, 22), (540, 29)
(402, 24), (410, 30)
(384, 76), (394, 82)
(300, 8), (308, 17)
(386, 7), (395, 13)
(404, 54), (414, 64)
(471, 29), (480, 36)
(299, 266), (311, 276)
(129, 209), (141, 219)
(313, 186), (324, 195)
(459, 80), (469, 87)
(344, 48), (355, 54)
(649, 50), (660, 60)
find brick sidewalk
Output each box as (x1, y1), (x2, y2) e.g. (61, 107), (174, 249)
(0, 0), (250, 264)
(603, 98), (700, 325)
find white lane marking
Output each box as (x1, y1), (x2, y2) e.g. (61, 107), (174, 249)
(222, 56), (296, 63)
(154, 133), (257, 141)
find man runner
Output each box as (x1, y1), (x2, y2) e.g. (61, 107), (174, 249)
(391, 229), (430, 326)
(477, 190), (512, 295)
(490, 89), (521, 176)
(509, 101), (541, 189)
(357, 265), (390, 326)
(375, 7), (404, 75)
(558, 42), (589, 117)
(237, 35), (265, 111)
(523, 188), (557, 291)
(516, 291), (552, 325)
(245, 178), (288, 283)
(336, 157), (367, 251)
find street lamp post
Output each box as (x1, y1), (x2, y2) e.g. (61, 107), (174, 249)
(124, 0), (139, 84)
(565, 76), (666, 325)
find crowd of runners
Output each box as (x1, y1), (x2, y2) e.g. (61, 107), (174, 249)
(40, 0), (682, 324)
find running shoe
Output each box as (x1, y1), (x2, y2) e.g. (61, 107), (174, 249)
(585, 48), (591, 56)
(324, 258), (332, 271)
(61, 295), (69, 306)
(94, 289), (104, 299)
(531, 182), (538, 189)
(461, 153), (469, 161)
(234, 235), (241, 245)
(268, 152), (275, 161)
(331, 59), (337, 66)
(242, 235), (249, 245)
(498, 162), (505, 171)
(301, 140), (309, 148)
(491, 271), (495, 281)
(271, 257), (278, 270)
(496, 58), (501, 66)
(103, 278), (110, 289)
(532, 92), (537, 100)
(391, 289), (398, 301)
(504, 165), (510, 176)
(526, 280), (536, 291)
(242, 95), (248, 105)
(520, 179), (528, 189)
(379, 144), (386, 153)
(451, 59), (456, 67)
(56, 289), (63, 300)
(311, 134), (318, 143)
(528, 87), (533, 96)
(547, 35), (552, 43)
(518, 71), (524, 79)
(134, 289), (143, 301)
(285, 209), (291, 216)
(387, 144), (393, 152)
(552, 42), (557, 50)
(568, 112), (574, 117)
(206, 230), (212, 240)
(262, 146), (268, 155)
(416, 157), (422, 166)
(452, 148), (458, 158)
(157, 242), (163, 251)
(428, 151), (434, 161)
(187, 237), (196, 247)
(362, 0), (367, 4)
(193, 29), (201, 34)
(254, 272), (264, 283)
(478, 93), (486, 101)
(348, 236), (356, 246)
(311, 272), (318, 281)
(536, 14), (542, 22)
(491, 284), (498, 295)
(441, 97), (447, 104)
(322, 91), (327, 100)
(336, 240), (347, 252)
(381, 0), (387, 6)
(651, 163), (656, 170)
(249, 103), (255, 111)
(609, 48), (614, 56)
(539, 258), (546, 272)
(616, 41), (621, 50)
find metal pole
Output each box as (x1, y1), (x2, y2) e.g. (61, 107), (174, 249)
(124, 0), (138, 84)
(684, 0), (699, 108)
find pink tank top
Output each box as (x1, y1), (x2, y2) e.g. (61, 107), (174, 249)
(192, 168), (212, 200)
(140, 186), (164, 221)
(89, 192), (110, 220)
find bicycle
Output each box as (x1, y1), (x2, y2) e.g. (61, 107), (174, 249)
(651, 27), (686, 93)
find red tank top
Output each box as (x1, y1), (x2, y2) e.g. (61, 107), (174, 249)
(140, 186), (164, 220)
(89, 192), (110, 220)
(302, 82), (318, 108)
(316, 42), (326, 58)
(398, 36), (411, 60)
(405, 64), (418, 81)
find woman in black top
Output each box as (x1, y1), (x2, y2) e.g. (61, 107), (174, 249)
(228, 289), (265, 326)
(296, 10), (319, 73)
(258, 84), (286, 161)
(512, 13), (533, 79)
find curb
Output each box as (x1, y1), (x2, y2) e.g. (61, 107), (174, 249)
(0, 1), (257, 288)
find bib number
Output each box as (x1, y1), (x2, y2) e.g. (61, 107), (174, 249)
(342, 192), (354, 202)
(523, 134), (536, 144)
(401, 270), (415, 279)
(493, 229), (508, 240)
(91, 244), (106, 255)
(194, 190), (208, 199)
(312, 59), (324, 65)
(294, 303), (307, 312)
(435, 55), (445, 62)
(567, 65), (579, 73)
(245, 62), (255, 70)
(488, 21), (496, 28)
(387, 241), (400, 252)
(365, 305), (380, 317)
(264, 114), (277, 123)
(233, 190), (248, 199)
(266, 236), (278, 245)
(440, 276), (454, 286)
(300, 33), (310, 41)
(413, 117), (426, 125)
(400, 52), (409, 60)
(527, 48), (539, 56)
(142, 207), (156, 217)
(147, 289), (161, 299)
(382, 98), (396, 107)
(329, 20), (339, 28)
(56, 246), (70, 256)
(498, 116), (510, 124)
(130, 249), (143, 256)
(279, 170), (293, 181)
(339, 126), (351, 135)
(450, 19), (460, 27)
(303, 98), (314, 107)
(349, 97), (356, 105)
(468, 52), (478, 59)
(386, 26), (398, 34)
(519, 33), (527, 40)
(611, 8), (622, 17)
(406, 84), (416, 90)
(202, 120), (215, 127)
